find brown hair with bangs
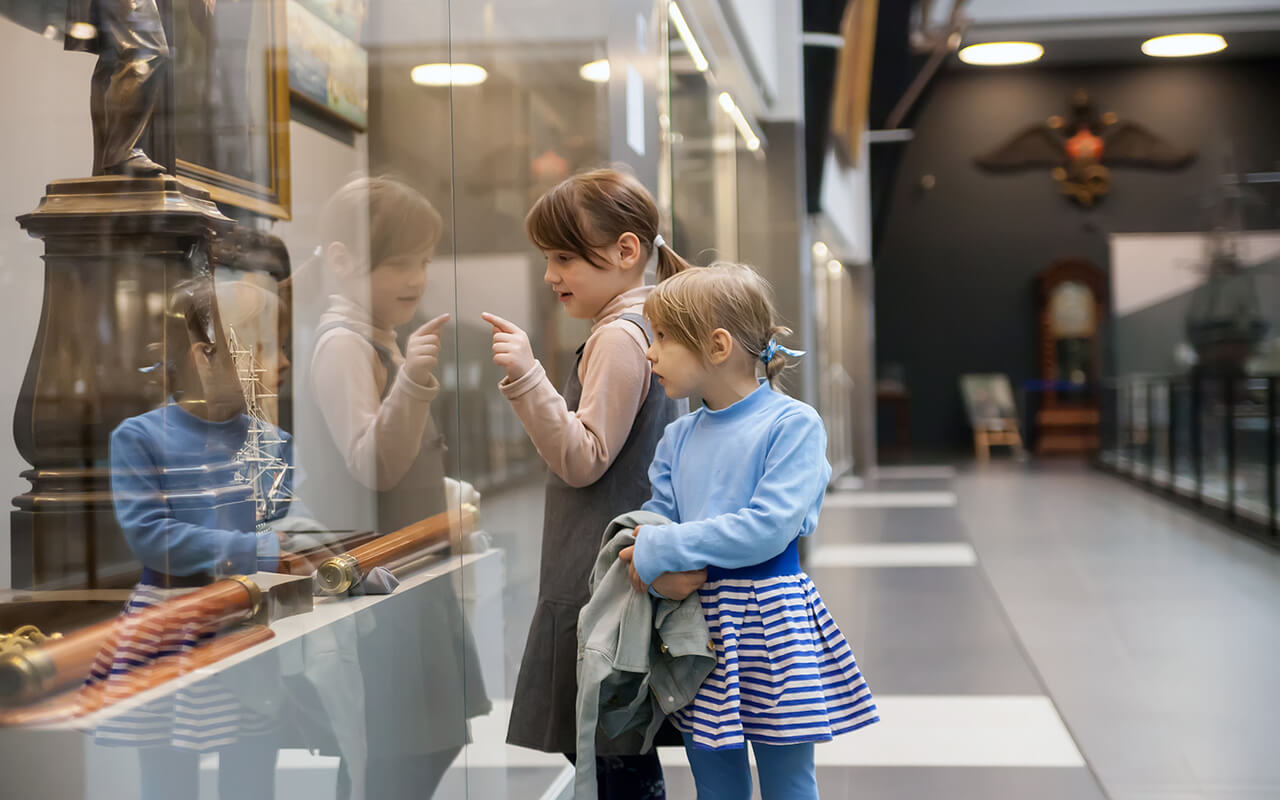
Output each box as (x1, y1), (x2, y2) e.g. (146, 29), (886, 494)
(644, 262), (795, 386)
(321, 175), (444, 273)
(525, 167), (693, 281)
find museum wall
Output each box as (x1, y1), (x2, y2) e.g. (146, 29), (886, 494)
(0, 25), (93, 588)
(873, 57), (1280, 450)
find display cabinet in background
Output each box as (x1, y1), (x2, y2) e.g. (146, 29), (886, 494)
(1099, 373), (1280, 548)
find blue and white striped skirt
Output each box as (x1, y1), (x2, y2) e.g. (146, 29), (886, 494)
(672, 570), (879, 751)
(85, 584), (276, 751)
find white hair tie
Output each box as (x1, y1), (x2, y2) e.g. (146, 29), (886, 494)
(653, 234), (666, 249)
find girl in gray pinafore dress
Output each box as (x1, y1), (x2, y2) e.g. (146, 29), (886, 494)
(490, 168), (698, 799)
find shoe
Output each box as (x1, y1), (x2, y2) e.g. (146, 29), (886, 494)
(105, 151), (165, 176)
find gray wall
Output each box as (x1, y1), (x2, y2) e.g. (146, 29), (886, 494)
(874, 58), (1280, 450)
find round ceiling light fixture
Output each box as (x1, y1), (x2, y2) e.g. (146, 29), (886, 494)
(958, 41), (1044, 66)
(411, 63), (488, 87)
(1141, 33), (1226, 58)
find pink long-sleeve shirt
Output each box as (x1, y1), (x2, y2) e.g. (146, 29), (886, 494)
(500, 286), (654, 488)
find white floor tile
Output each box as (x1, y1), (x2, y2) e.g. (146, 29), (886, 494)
(824, 491), (958, 509)
(659, 695), (1083, 768)
(877, 465), (958, 480)
(808, 542), (978, 568)
(833, 475), (865, 491)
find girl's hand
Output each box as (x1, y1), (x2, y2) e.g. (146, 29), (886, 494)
(651, 569), (706, 601)
(618, 545), (648, 594)
(482, 313), (536, 382)
(404, 314), (450, 386)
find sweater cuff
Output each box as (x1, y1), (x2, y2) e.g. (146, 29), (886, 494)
(395, 370), (441, 402)
(499, 360), (548, 401)
(255, 530), (280, 573)
(632, 525), (674, 585)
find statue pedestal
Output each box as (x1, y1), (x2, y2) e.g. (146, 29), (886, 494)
(11, 176), (232, 589)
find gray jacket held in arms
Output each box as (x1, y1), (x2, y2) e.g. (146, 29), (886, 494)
(574, 511), (717, 798)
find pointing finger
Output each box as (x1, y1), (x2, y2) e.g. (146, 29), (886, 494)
(481, 312), (520, 334)
(414, 313), (451, 336)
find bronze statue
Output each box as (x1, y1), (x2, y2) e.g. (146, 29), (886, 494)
(976, 89), (1194, 207)
(64, 0), (172, 175)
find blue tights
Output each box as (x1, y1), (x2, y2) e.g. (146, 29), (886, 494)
(682, 733), (818, 799)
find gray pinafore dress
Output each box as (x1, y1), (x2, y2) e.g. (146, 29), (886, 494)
(507, 314), (686, 755)
(288, 322), (489, 795)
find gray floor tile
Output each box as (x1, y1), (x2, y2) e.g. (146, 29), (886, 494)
(955, 463), (1280, 799)
(813, 566), (1044, 695)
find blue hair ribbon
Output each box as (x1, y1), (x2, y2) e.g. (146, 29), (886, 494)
(760, 338), (805, 364)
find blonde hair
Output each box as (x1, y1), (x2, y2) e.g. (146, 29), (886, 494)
(526, 167), (694, 281)
(320, 175), (443, 273)
(644, 262), (795, 385)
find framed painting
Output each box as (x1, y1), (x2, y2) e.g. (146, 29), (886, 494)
(959, 373), (1017, 427)
(286, 0), (368, 130)
(171, 0), (292, 219)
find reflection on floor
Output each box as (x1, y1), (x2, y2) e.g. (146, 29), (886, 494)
(238, 462), (1280, 798)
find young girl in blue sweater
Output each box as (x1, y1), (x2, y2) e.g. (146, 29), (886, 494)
(622, 262), (879, 799)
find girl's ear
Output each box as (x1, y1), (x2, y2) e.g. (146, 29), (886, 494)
(327, 241), (356, 278)
(616, 231), (643, 271)
(707, 328), (735, 365)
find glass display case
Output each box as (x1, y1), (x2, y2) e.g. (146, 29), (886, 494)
(1150, 381), (1171, 487)
(1115, 380), (1133, 473)
(1100, 373), (1280, 547)
(1129, 379), (1151, 481)
(1171, 377), (1197, 497)
(1232, 378), (1270, 524)
(0, 1), (796, 797)
(1200, 376), (1230, 508)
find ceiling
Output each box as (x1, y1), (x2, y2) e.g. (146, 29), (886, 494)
(930, 0), (1280, 65)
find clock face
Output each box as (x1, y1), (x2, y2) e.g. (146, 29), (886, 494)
(1050, 282), (1097, 339)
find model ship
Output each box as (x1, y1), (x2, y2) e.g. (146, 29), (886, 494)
(227, 325), (297, 524)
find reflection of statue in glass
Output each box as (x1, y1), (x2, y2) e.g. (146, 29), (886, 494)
(65, 0), (173, 174)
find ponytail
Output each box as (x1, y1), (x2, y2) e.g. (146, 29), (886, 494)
(763, 324), (794, 386)
(655, 239), (694, 282)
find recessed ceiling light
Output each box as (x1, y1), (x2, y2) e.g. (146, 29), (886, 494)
(1141, 33), (1226, 58)
(410, 63), (488, 87)
(812, 241), (830, 259)
(579, 59), (610, 83)
(958, 41), (1044, 66)
(827, 259), (843, 276)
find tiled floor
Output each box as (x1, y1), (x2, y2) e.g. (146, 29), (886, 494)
(448, 461), (1280, 798)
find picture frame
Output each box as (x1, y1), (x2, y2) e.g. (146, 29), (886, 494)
(286, 0), (369, 130)
(170, 0), (292, 219)
(959, 373), (1017, 427)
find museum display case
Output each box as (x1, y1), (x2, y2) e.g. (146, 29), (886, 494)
(1100, 373), (1280, 548)
(0, 0), (796, 796)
